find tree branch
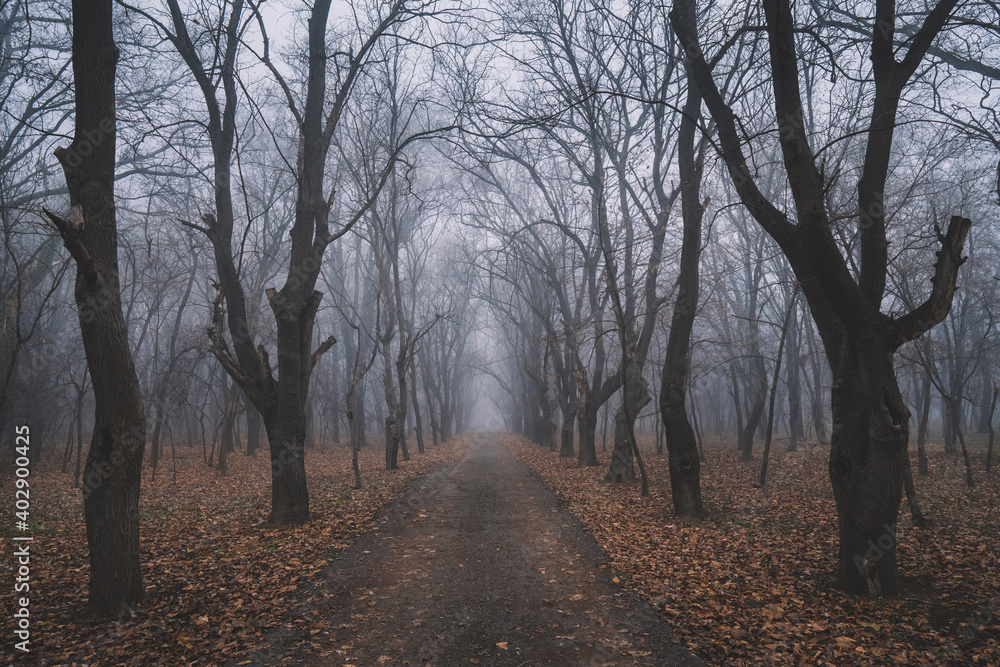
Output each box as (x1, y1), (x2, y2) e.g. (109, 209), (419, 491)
(43, 205), (100, 286)
(891, 215), (972, 348)
(311, 335), (337, 371)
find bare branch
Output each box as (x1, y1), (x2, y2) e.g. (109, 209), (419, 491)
(43, 205), (100, 286)
(892, 215), (972, 348)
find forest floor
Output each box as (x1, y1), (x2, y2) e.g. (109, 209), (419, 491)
(257, 430), (701, 666)
(1, 435), (467, 665)
(3, 431), (997, 666)
(511, 433), (1000, 666)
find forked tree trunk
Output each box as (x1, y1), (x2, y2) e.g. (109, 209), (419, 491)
(607, 357), (650, 484)
(739, 368), (767, 461)
(48, 0), (147, 616)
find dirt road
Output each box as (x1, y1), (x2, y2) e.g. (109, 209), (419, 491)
(271, 432), (703, 666)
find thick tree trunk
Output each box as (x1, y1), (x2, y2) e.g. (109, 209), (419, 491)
(558, 407), (576, 457)
(262, 411), (309, 524)
(828, 332), (908, 597)
(259, 289), (318, 525)
(661, 337), (704, 518)
(606, 368), (649, 484)
(50, 0), (147, 616)
(606, 404), (636, 483)
(576, 396), (599, 467)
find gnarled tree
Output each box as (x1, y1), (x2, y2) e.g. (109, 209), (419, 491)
(673, 0), (971, 595)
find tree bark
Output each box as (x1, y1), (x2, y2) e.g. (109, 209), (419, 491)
(660, 17), (705, 515)
(49, 0), (147, 616)
(576, 384), (599, 467)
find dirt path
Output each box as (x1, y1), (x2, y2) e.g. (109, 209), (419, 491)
(272, 432), (703, 666)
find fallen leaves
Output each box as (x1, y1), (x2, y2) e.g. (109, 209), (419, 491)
(0, 436), (467, 666)
(508, 433), (1000, 666)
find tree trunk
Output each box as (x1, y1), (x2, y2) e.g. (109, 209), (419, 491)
(760, 288), (798, 489)
(902, 455), (930, 527)
(606, 403), (636, 483)
(559, 407), (576, 457)
(977, 366), (992, 434)
(576, 394), (599, 467)
(730, 363), (744, 446)
(916, 368), (931, 475)
(410, 379), (425, 454)
(786, 300), (803, 452)
(259, 288), (319, 525)
(262, 410), (309, 524)
(246, 404), (262, 456)
(805, 324), (828, 445)
(828, 332), (908, 597)
(557, 344), (578, 457)
(606, 366), (649, 484)
(987, 385), (997, 474)
(943, 394), (957, 454)
(661, 37), (704, 516)
(75, 390), (85, 489)
(50, 0), (147, 615)
(383, 337), (400, 471)
(739, 370), (767, 461)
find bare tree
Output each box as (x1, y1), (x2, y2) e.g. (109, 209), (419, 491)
(43, 0), (147, 616)
(673, 0), (972, 596)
